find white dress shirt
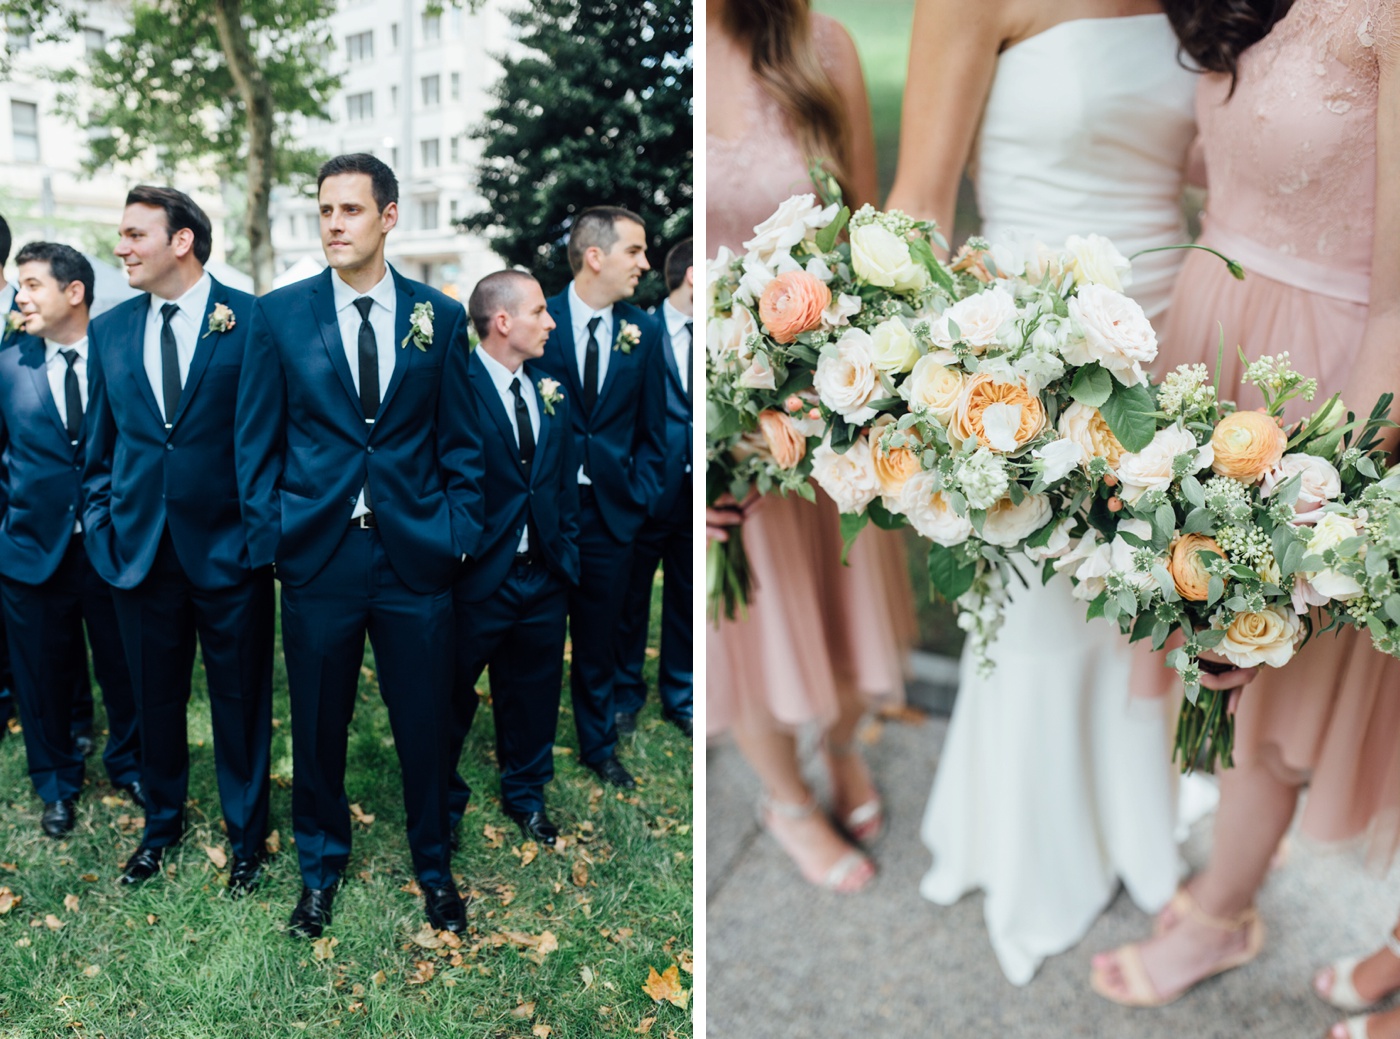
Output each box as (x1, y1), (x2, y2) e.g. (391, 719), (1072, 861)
(567, 282), (613, 486)
(143, 272), (211, 426)
(45, 335), (89, 531)
(331, 266), (398, 519)
(476, 346), (540, 553)
(661, 298), (691, 395)
(0, 281), (14, 315)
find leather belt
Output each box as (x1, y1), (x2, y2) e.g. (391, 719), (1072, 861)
(351, 512), (377, 529)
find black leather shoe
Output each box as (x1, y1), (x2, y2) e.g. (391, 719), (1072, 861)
(614, 710), (638, 736)
(504, 807), (559, 847)
(288, 883), (337, 939)
(667, 714), (693, 739)
(423, 880), (468, 933)
(119, 845), (163, 885)
(72, 731), (96, 758)
(40, 798), (77, 838)
(228, 855), (264, 897)
(584, 755), (636, 789)
(115, 780), (147, 811)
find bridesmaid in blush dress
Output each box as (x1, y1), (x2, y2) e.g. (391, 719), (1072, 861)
(706, 0), (918, 892)
(1092, 1), (1400, 1020)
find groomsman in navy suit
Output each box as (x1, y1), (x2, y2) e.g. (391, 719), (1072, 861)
(614, 239), (693, 739)
(537, 207), (667, 789)
(85, 187), (274, 893)
(0, 216), (17, 735)
(236, 153), (483, 938)
(446, 270), (579, 848)
(0, 243), (141, 836)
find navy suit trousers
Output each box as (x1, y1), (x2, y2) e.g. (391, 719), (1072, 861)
(448, 559), (568, 823)
(110, 531), (274, 859)
(1, 537), (140, 802)
(280, 527), (455, 889)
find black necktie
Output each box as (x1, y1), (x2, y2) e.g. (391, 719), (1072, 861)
(510, 377), (535, 471)
(353, 297), (379, 421)
(583, 315), (600, 412)
(683, 320), (694, 403)
(160, 302), (181, 426)
(60, 349), (82, 443)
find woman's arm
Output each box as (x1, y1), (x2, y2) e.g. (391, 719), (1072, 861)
(813, 14), (879, 209)
(884, 0), (1009, 242)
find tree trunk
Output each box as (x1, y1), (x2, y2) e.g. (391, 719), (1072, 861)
(211, 0), (275, 294)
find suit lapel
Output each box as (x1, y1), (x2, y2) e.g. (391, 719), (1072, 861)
(120, 298), (165, 428)
(470, 352), (527, 479)
(168, 276), (224, 429)
(593, 309), (632, 416)
(658, 319), (688, 402)
(547, 293), (583, 416)
(522, 361), (553, 486)
(20, 339), (68, 443)
(309, 270), (360, 412)
(377, 269), (415, 420)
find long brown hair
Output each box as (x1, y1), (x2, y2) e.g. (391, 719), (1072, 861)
(722, 0), (855, 203)
(1162, 0), (1295, 94)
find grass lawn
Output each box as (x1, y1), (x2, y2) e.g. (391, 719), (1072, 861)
(0, 579), (693, 1039)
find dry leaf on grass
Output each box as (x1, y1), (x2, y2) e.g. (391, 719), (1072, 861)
(79, 874), (97, 883)
(571, 860), (589, 887)
(406, 960), (435, 985)
(371, 970), (387, 986)
(349, 803), (375, 826)
(0, 888), (19, 914)
(511, 1003), (535, 1019)
(532, 1026), (552, 1038)
(411, 924), (443, 950)
(496, 883), (516, 906)
(43, 914), (64, 930)
(580, 965), (595, 989)
(517, 842), (538, 867)
(265, 830), (281, 855)
(99, 795), (126, 808)
(82, 965), (100, 977)
(641, 965), (689, 1008)
(483, 823), (506, 848)
(634, 1019), (656, 1035)
(13, 937), (29, 948)
(204, 846), (227, 870)
(311, 936), (338, 961)
(439, 929), (462, 949)
(399, 879), (423, 896)
(63, 894), (79, 913)
(677, 949), (694, 974)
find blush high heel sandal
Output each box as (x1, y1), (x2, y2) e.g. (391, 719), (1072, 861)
(757, 795), (875, 893)
(1314, 929), (1400, 1012)
(821, 735), (884, 843)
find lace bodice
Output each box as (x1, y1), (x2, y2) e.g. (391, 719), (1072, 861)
(1197, 0), (1395, 297)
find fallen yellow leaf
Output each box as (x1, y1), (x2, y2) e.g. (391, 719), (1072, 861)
(99, 795), (125, 808)
(406, 960), (435, 985)
(483, 824), (505, 848)
(0, 888), (19, 914)
(572, 860), (589, 887)
(580, 965), (595, 989)
(371, 970), (387, 986)
(511, 1003), (535, 1019)
(44, 914), (64, 930)
(265, 830), (281, 855)
(518, 841), (538, 867)
(311, 936), (338, 961)
(349, 803), (375, 826)
(204, 846), (227, 870)
(641, 965), (689, 1008)
(439, 929), (462, 949)
(399, 878), (423, 896)
(63, 894), (79, 913)
(532, 1026), (552, 1039)
(634, 1019), (656, 1035)
(412, 924), (443, 949)
(82, 965), (100, 978)
(537, 931), (559, 956)
(678, 949), (693, 974)
(79, 874), (98, 883)
(146, 914), (158, 926)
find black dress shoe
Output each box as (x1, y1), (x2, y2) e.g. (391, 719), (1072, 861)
(228, 855), (264, 897)
(72, 731), (96, 758)
(614, 710), (638, 736)
(119, 845), (163, 885)
(423, 880), (468, 933)
(667, 714), (693, 739)
(584, 755), (636, 789)
(504, 808), (559, 847)
(115, 780), (147, 811)
(288, 883), (337, 939)
(40, 799), (77, 838)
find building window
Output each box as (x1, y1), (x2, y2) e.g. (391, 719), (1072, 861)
(389, 146), (398, 169)
(449, 135), (460, 164)
(419, 199), (439, 231)
(390, 85), (398, 114)
(389, 23), (398, 50)
(305, 213), (319, 239)
(5, 15), (31, 52)
(449, 198), (459, 222)
(346, 30), (373, 64)
(82, 27), (106, 53)
(346, 91), (373, 123)
(420, 138), (439, 168)
(450, 72), (460, 100)
(420, 74), (439, 108)
(421, 12), (441, 43)
(11, 100), (38, 163)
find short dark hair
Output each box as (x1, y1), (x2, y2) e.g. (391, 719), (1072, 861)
(468, 269), (538, 339)
(0, 215), (10, 269)
(664, 238), (692, 293)
(317, 153), (399, 212)
(125, 185), (213, 265)
(15, 241), (95, 309)
(566, 206), (646, 274)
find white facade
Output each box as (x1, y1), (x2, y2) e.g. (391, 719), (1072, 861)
(269, 0), (512, 299)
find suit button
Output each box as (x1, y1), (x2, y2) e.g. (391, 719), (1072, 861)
(165, 443), (174, 451)
(346, 497), (356, 506)
(67, 504), (74, 512)
(367, 446), (375, 454)
(72, 464), (80, 471)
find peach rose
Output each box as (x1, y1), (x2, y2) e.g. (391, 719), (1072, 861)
(870, 415), (923, 504)
(1058, 401), (1125, 471)
(1217, 606), (1302, 669)
(756, 409), (806, 470)
(758, 270), (832, 344)
(950, 373), (1047, 453)
(1167, 534), (1226, 601)
(1210, 410), (1287, 483)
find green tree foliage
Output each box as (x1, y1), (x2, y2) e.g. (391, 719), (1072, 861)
(464, 0), (693, 307)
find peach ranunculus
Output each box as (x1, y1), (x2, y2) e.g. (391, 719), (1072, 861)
(1167, 534), (1226, 601)
(1058, 401), (1125, 472)
(756, 409), (806, 470)
(1216, 605), (1303, 669)
(870, 415), (924, 507)
(1210, 410), (1287, 484)
(950, 372), (1047, 454)
(758, 270), (832, 344)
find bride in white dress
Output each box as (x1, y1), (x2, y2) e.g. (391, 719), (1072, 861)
(886, 1), (1214, 985)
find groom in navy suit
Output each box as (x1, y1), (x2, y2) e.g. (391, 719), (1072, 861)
(0, 243), (140, 836)
(537, 207), (667, 789)
(236, 153), (483, 939)
(446, 270), (579, 848)
(85, 186), (274, 893)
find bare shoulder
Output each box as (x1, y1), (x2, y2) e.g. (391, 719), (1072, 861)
(809, 12), (861, 77)
(907, 0), (1019, 51)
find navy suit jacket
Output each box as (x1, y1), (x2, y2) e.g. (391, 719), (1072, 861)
(536, 289), (666, 542)
(0, 334), (89, 584)
(651, 313), (693, 518)
(234, 266), (484, 594)
(83, 277), (255, 591)
(452, 351), (580, 603)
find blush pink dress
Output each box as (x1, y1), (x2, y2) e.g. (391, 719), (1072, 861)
(1154, 0), (1400, 866)
(706, 14), (917, 737)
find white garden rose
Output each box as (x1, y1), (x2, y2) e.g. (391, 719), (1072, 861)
(737, 352), (776, 391)
(1297, 512), (1365, 601)
(931, 283), (1018, 353)
(899, 354), (966, 427)
(899, 470), (974, 546)
(743, 194), (838, 263)
(735, 256), (776, 306)
(1054, 530), (1112, 600)
(1031, 437), (1086, 484)
(1063, 284), (1158, 386)
(1025, 516), (1076, 563)
(705, 246), (736, 313)
(1115, 424), (1210, 503)
(1260, 453), (1342, 525)
(868, 317), (920, 374)
(810, 435), (880, 515)
(708, 306), (758, 366)
(981, 493), (1053, 548)
(1063, 234), (1132, 292)
(813, 327), (882, 423)
(1216, 606), (1303, 669)
(850, 222), (929, 293)
(1058, 401), (1125, 472)
(822, 292), (862, 328)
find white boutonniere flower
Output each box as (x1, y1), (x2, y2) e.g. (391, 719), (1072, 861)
(3, 310), (24, 341)
(402, 301), (434, 351)
(538, 377), (564, 416)
(614, 320), (641, 354)
(202, 302), (237, 339)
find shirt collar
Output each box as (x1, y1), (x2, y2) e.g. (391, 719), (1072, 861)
(150, 271), (212, 322)
(44, 335), (89, 364)
(568, 281), (613, 335)
(662, 298), (691, 338)
(474, 342), (526, 395)
(332, 264), (396, 315)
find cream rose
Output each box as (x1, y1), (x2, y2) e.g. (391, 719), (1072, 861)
(900, 355), (966, 427)
(1216, 606), (1303, 669)
(1063, 234), (1132, 292)
(1115, 424), (1210, 503)
(949, 372), (1047, 454)
(898, 470), (973, 546)
(1058, 401), (1126, 473)
(870, 415), (923, 508)
(868, 317), (920, 374)
(1298, 512), (1365, 602)
(743, 194), (838, 263)
(1063, 284), (1158, 386)
(737, 352), (776, 391)
(931, 283), (1018, 354)
(708, 306), (758, 367)
(813, 327), (882, 423)
(810, 435), (880, 515)
(1260, 453), (1342, 525)
(850, 223), (929, 293)
(980, 493), (1053, 548)
(1025, 516), (1076, 563)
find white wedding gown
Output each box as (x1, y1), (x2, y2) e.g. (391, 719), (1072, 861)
(919, 14), (1216, 985)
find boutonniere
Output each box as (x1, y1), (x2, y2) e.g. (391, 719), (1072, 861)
(2, 310), (24, 342)
(402, 301), (434, 351)
(202, 302), (236, 339)
(614, 320), (641, 354)
(538, 377), (564, 416)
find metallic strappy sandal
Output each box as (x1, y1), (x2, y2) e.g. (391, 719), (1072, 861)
(821, 735), (884, 843)
(757, 795), (874, 893)
(1314, 928), (1400, 1012)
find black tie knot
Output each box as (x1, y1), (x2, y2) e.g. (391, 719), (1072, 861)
(510, 376), (524, 400)
(587, 315), (601, 336)
(353, 297), (374, 321)
(684, 320), (693, 340)
(60, 348), (79, 369)
(160, 302), (179, 325)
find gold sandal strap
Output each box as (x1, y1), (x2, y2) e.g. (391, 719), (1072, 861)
(759, 795), (818, 821)
(1179, 886), (1257, 932)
